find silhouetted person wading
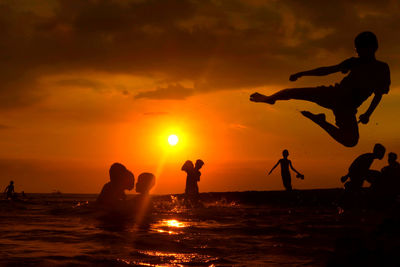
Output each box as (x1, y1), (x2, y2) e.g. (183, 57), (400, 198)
(268, 150), (304, 191)
(181, 159), (204, 205)
(97, 163), (135, 206)
(4, 181), (15, 199)
(376, 152), (400, 202)
(250, 31), (390, 147)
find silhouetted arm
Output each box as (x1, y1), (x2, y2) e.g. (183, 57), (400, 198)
(289, 161), (301, 175)
(341, 174), (349, 183)
(290, 65), (342, 81)
(268, 160), (280, 175)
(359, 94), (382, 124)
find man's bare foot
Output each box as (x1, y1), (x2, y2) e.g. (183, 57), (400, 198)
(300, 111), (326, 124)
(250, 92), (275, 104)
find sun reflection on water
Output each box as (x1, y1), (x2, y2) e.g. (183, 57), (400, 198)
(135, 250), (218, 265)
(165, 219), (185, 228)
(151, 219), (187, 235)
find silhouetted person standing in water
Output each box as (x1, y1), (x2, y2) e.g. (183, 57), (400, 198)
(136, 173), (156, 196)
(250, 32), (390, 147)
(4, 181), (15, 199)
(376, 152), (400, 202)
(182, 160), (194, 193)
(269, 150), (304, 191)
(181, 159), (204, 205)
(135, 173), (156, 217)
(381, 152), (400, 184)
(97, 163), (135, 206)
(341, 143), (385, 192)
(193, 159), (204, 192)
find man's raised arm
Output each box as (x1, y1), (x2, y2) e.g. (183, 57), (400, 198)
(359, 93), (382, 124)
(290, 64), (342, 81)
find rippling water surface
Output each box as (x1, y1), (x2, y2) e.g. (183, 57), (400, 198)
(0, 190), (364, 266)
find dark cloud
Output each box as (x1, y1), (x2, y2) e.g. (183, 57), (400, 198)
(135, 84), (194, 100)
(0, 0), (399, 107)
(55, 78), (108, 91)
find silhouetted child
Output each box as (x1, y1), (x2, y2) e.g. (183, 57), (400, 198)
(181, 159), (204, 205)
(193, 159), (204, 192)
(268, 150), (304, 191)
(381, 152), (400, 179)
(182, 160), (195, 195)
(97, 163), (135, 205)
(134, 173), (156, 217)
(4, 181), (14, 199)
(376, 152), (400, 203)
(250, 31), (390, 147)
(341, 143), (385, 192)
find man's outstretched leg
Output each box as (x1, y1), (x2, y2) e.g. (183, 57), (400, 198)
(301, 110), (359, 147)
(250, 87), (359, 147)
(250, 92), (276, 104)
(250, 87), (329, 106)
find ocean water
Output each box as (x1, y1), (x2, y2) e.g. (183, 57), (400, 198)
(0, 190), (394, 266)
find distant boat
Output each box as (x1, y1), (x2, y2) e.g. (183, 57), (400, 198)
(52, 190), (62, 195)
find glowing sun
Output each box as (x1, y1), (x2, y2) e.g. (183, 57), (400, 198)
(168, 134), (179, 146)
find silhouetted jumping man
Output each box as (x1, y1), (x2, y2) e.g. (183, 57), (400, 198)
(4, 181), (15, 199)
(250, 32), (390, 147)
(341, 143), (385, 192)
(268, 150), (304, 191)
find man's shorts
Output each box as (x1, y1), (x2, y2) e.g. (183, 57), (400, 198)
(312, 85), (357, 128)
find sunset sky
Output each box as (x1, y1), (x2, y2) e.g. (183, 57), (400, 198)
(0, 0), (399, 194)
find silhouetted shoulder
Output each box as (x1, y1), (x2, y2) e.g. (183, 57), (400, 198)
(339, 57), (357, 73)
(348, 153), (376, 175)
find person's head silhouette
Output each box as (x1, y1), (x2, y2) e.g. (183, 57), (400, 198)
(195, 159), (204, 170)
(282, 149), (289, 158)
(97, 163), (135, 205)
(355, 31), (378, 58)
(10, 181), (13, 185)
(182, 160), (194, 172)
(136, 173), (155, 195)
(388, 152), (397, 165)
(109, 163), (126, 183)
(109, 162), (135, 190)
(373, 143), (385, 159)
